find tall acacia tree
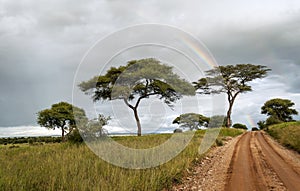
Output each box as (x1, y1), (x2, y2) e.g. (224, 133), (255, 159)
(79, 58), (195, 136)
(193, 64), (270, 127)
(37, 102), (87, 141)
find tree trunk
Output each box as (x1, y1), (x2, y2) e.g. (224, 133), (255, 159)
(133, 108), (142, 136)
(226, 107), (232, 128)
(61, 127), (65, 142)
(226, 91), (240, 128)
(122, 98), (142, 136)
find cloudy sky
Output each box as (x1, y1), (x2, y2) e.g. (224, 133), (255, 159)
(1, 0), (300, 137)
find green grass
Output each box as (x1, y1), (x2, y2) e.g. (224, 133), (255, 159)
(219, 128), (246, 137)
(267, 121), (300, 153)
(0, 129), (242, 191)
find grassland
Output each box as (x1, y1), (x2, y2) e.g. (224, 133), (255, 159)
(0, 128), (243, 191)
(267, 122), (300, 153)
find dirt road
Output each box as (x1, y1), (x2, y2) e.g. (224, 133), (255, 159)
(173, 131), (300, 191)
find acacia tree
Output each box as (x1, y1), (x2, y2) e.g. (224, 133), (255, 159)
(173, 113), (210, 130)
(193, 64), (270, 127)
(37, 102), (87, 141)
(79, 58), (195, 136)
(261, 98), (298, 125)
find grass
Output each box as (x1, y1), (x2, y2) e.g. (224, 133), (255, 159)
(0, 128), (243, 191)
(219, 127), (246, 137)
(112, 133), (172, 149)
(267, 121), (300, 153)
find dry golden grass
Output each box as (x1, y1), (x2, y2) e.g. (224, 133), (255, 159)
(0, 129), (243, 191)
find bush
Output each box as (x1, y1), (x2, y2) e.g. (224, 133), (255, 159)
(173, 128), (183, 133)
(252, 127), (259, 131)
(215, 138), (223, 146)
(257, 120), (267, 130)
(266, 116), (283, 126)
(67, 128), (83, 144)
(28, 138), (34, 145)
(232, 123), (247, 130)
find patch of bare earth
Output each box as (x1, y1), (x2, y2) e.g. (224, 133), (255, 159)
(172, 135), (241, 191)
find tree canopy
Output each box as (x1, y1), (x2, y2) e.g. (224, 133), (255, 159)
(193, 64), (270, 127)
(261, 98), (298, 126)
(232, 123), (247, 130)
(79, 58), (195, 136)
(173, 113), (210, 130)
(37, 102), (87, 141)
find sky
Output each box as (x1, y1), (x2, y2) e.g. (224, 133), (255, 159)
(1, 0), (300, 137)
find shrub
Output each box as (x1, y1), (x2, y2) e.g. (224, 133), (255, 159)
(28, 138), (34, 145)
(173, 128), (183, 133)
(257, 120), (267, 130)
(215, 138), (223, 146)
(67, 128), (83, 144)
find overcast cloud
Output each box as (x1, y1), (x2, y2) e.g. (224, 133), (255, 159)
(1, 0), (300, 136)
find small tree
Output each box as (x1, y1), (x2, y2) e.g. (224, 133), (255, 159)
(193, 64), (270, 127)
(79, 58), (195, 136)
(257, 120), (267, 130)
(232, 123), (247, 130)
(261, 98), (298, 126)
(79, 114), (110, 139)
(37, 102), (87, 141)
(173, 113), (209, 130)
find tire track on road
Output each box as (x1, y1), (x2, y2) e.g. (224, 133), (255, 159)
(257, 132), (300, 190)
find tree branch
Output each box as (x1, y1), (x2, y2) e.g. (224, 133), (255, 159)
(135, 92), (158, 108)
(123, 98), (134, 110)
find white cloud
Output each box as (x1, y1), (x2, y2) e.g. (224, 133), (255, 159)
(0, 126), (61, 138)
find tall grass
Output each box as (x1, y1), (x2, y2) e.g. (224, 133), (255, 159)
(0, 129), (242, 191)
(267, 121), (300, 153)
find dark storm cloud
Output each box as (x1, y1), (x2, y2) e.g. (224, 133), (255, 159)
(201, 15), (300, 93)
(1, 0), (300, 130)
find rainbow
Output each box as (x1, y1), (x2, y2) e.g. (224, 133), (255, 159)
(246, 115), (257, 128)
(181, 35), (218, 70)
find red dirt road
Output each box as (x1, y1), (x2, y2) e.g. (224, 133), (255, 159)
(173, 131), (300, 191)
(226, 132), (300, 191)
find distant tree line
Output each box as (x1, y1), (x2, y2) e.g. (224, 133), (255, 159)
(0, 136), (62, 145)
